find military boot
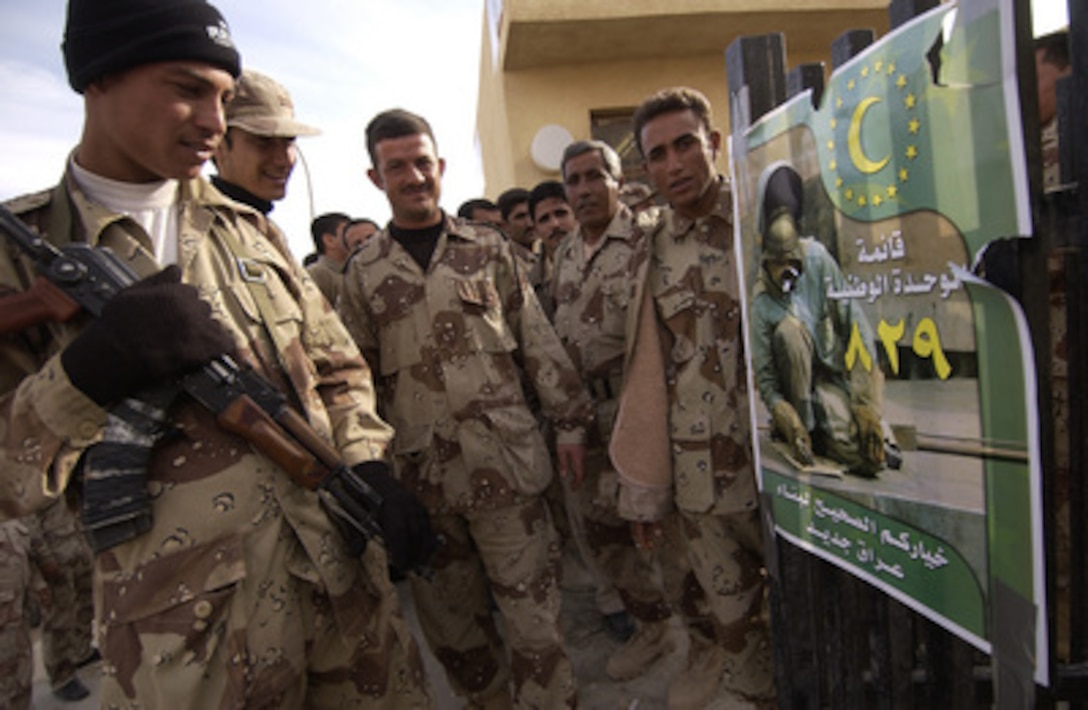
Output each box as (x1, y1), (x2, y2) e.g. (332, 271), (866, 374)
(53, 677), (91, 702)
(667, 636), (728, 710)
(604, 619), (675, 680)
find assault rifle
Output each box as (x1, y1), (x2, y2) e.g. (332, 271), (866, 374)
(0, 204), (387, 560)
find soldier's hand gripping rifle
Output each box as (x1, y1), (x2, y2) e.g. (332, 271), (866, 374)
(0, 205), (436, 575)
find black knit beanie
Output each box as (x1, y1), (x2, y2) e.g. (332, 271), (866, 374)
(63, 0), (242, 93)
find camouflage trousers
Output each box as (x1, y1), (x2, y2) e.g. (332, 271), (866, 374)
(25, 498), (95, 691)
(660, 508), (776, 702)
(96, 522), (433, 709)
(560, 447), (671, 623)
(0, 520), (32, 710)
(408, 497), (576, 709)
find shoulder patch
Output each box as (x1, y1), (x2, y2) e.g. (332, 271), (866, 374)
(466, 221), (507, 246)
(446, 215), (494, 242)
(350, 232), (389, 266)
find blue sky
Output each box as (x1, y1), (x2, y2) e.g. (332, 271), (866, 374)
(0, 0), (1069, 260)
(0, 0), (488, 259)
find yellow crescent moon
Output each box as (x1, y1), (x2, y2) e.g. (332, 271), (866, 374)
(848, 97), (889, 174)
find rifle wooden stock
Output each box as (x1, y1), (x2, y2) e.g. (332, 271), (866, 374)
(275, 407), (344, 471)
(1, 204), (393, 557)
(216, 394), (330, 490)
(1, 277), (82, 333)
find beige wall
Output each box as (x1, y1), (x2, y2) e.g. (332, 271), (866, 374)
(477, 1), (890, 197)
(497, 57), (732, 192)
(505, 0), (889, 20)
(476, 9), (516, 195)
(480, 51), (838, 195)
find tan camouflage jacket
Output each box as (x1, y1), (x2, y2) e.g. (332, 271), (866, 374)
(619, 179), (758, 518)
(1042, 117), (1060, 193)
(551, 204), (651, 445)
(337, 215), (592, 515)
(307, 253), (344, 306)
(0, 171), (394, 641)
(511, 240), (554, 320)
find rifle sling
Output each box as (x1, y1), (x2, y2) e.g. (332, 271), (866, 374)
(217, 226), (306, 407)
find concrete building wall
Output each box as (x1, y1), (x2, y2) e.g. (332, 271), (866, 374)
(475, 0), (891, 197)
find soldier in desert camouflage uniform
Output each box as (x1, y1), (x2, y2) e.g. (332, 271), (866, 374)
(525, 181), (575, 320)
(0, 520), (33, 709)
(527, 180), (575, 276)
(339, 108), (594, 709)
(551, 140), (675, 680)
(307, 212), (352, 303)
(0, 1), (434, 707)
(1034, 28), (1074, 659)
(500, 187), (550, 320)
(497, 187), (535, 251)
(26, 498), (97, 701)
(611, 87), (776, 709)
(0, 500), (96, 708)
(1035, 29), (1070, 192)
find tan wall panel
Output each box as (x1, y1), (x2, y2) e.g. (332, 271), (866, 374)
(480, 47), (834, 194)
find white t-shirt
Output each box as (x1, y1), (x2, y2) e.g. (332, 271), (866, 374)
(70, 158), (180, 266)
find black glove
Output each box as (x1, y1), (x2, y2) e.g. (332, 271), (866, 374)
(351, 461), (440, 573)
(61, 265), (234, 406)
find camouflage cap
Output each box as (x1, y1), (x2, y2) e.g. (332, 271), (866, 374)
(227, 69), (320, 138)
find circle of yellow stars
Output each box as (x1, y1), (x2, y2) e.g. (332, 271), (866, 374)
(825, 57), (922, 212)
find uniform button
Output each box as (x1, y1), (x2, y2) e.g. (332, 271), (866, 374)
(193, 600), (213, 619)
(79, 421), (98, 439)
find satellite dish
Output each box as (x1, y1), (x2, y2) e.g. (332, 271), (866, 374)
(530, 124), (574, 173)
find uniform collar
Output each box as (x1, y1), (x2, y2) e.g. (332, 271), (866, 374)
(357, 212), (496, 267)
(664, 176), (731, 240)
(601, 203), (640, 244)
(60, 165), (261, 271)
(211, 175), (274, 215)
(60, 164), (165, 250)
(567, 203), (641, 257)
(445, 212), (496, 244)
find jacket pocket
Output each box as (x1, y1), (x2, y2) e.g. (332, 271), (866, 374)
(473, 406), (552, 496)
(454, 277), (516, 354)
(654, 286), (697, 364)
(391, 421), (433, 465)
(99, 536), (247, 677)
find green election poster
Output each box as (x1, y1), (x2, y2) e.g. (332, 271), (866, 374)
(731, 0), (1046, 686)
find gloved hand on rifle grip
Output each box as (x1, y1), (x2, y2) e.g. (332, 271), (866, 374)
(61, 265), (235, 406)
(351, 461), (440, 573)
